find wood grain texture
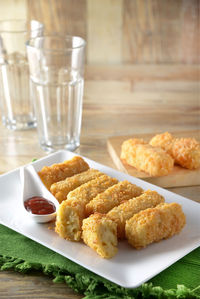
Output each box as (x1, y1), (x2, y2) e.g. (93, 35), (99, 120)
(0, 271), (83, 299)
(87, 0), (123, 63)
(122, 0), (200, 63)
(25, 0), (200, 64)
(179, 0), (200, 64)
(27, 0), (86, 37)
(85, 64), (200, 81)
(1, 0), (199, 63)
(107, 130), (200, 187)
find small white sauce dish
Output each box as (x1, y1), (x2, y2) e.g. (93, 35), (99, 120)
(20, 165), (60, 223)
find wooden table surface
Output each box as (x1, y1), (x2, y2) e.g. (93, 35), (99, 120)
(0, 64), (199, 298)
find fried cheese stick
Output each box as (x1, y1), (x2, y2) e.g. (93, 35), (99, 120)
(149, 132), (200, 169)
(85, 180), (143, 216)
(55, 175), (118, 241)
(50, 169), (104, 203)
(82, 213), (118, 259)
(107, 190), (165, 239)
(121, 138), (174, 176)
(38, 156), (89, 190)
(125, 202), (186, 249)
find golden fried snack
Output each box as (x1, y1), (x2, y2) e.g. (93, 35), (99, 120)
(107, 190), (165, 239)
(125, 202), (186, 249)
(82, 213), (118, 259)
(149, 132), (173, 152)
(150, 132), (200, 169)
(85, 180), (143, 216)
(38, 156), (89, 190)
(121, 138), (174, 176)
(55, 175), (118, 241)
(50, 169), (104, 203)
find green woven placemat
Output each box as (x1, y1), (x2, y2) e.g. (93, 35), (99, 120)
(0, 224), (199, 299)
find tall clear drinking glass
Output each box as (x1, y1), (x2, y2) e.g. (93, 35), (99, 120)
(0, 20), (43, 130)
(26, 35), (86, 152)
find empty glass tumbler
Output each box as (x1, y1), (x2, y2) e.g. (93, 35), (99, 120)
(0, 20), (43, 130)
(26, 35), (86, 152)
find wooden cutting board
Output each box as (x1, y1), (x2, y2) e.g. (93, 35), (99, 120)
(107, 130), (200, 188)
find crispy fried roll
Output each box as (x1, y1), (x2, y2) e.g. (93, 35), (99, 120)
(121, 138), (174, 176)
(38, 156), (89, 190)
(149, 132), (173, 152)
(150, 132), (200, 169)
(85, 180), (143, 216)
(55, 199), (85, 241)
(82, 213), (118, 259)
(50, 169), (104, 203)
(125, 202), (186, 249)
(55, 175), (118, 241)
(107, 190), (165, 239)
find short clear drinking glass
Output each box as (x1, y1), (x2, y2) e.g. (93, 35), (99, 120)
(26, 35), (85, 152)
(0, 20), (43, 130)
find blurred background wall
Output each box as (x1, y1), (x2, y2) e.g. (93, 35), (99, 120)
(0, 0), (199, 65)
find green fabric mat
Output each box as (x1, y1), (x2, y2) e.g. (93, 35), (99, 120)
(0, 224), (199, 299)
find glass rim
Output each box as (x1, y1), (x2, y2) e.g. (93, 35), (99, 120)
(26, 35), (86, 52)
(0, 19), (43, 33)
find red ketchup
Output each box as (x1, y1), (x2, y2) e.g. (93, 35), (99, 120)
(24, 196), (56, 215)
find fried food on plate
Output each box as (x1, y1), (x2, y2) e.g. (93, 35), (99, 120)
(150, 132), (200, 169)
(55, 175), (118, 241)
(121, 138), (174, 176)
(82, 213), (118, 259)
(38, 156), (89, 190)
(50, 169), (104, 203)
(125, 202), (186, 249)
(85, 180), (143, 216)
(107, 190), (165, 239)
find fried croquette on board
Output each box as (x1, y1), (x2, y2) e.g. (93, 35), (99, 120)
(150, 132), (200, 170)
(85, 180), (143, 216)
(107, 190), (165, 239)
(38, 156), (89, 190)
(121, 138), (174, 176)
(82, 213), (118, 259)
(55, 175), (118, 241)
(50, 169), (104, 203)
(125, 202), (186, 249)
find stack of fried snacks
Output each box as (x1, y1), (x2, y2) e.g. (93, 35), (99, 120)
(82, 213), (118, 259)
(125, 202), (186, 249)
(55, 175), (118, 241)
(85, 180), (143, 216)
(50, 169), (104, 203)
(38, 156), (89, 190)
(38, 156), (186, 260)
(149, 132), (200, 169)
(107, 190), (165, 239)
(121, 138), (174, 176)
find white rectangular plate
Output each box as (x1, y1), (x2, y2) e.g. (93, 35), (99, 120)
(0, 150), (199, 288)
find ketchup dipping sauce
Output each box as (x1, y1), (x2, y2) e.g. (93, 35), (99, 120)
(24, 196), (56, 215)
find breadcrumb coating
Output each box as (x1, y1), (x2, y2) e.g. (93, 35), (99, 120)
(121, 138), (174, 176)
(38, 156), (89, 190)
(107, 190), (165, 239)
(85, 180), (143, 216)
(125, 202), (186, 249)
(150, 132), (200, 169)
(82, 213), (118, 259)
(149, 132), (173, 152)
(50, 169), (103, 203)
(55, 175), (118, 241)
